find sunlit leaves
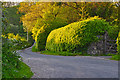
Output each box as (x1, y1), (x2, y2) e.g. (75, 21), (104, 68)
(116, 32), (120, 54)
(46, 17), (111, 52)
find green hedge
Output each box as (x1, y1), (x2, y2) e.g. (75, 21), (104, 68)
(117, 32), (120, 54)
(35, 18), (67, 51)
(46, 16), (111, 52)
(108, 25), (119, 40)
(35, 24), (49, 50)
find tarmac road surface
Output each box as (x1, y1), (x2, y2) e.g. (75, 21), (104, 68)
(18, 46), (118, 78)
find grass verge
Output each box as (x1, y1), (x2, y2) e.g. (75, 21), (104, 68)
(2, 61), (33, 78)
(110, 54), (120, 61)
(41, 51), (120, 61)
(32, 46), (39, 52)
(41, 51), (91, 56)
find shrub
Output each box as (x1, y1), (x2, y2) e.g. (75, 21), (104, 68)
(46, 16), (111, 52)
(7, 33), (15, 40)
(35, 24), (50, 50)
(34, 18), (68, 51)
(7, 33), (26, 41)
(116, 32), (120, 54)
(15, 34), (22, 41)
(2, 33), (34, 50)
(108, 25), (119, 40)
(2, 38), (33, 78)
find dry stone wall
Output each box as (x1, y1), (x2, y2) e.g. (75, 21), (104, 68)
(87, 32), (117, 55)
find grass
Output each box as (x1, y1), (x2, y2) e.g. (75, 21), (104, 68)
(32, 46), (39, 52)
(40, 50), (118, 56)
(110, 54), (120, 61)
(40, 51), (120, 61)
(2, 61), (33, 78)
(41, 51), (91, 56)
(34, 47), (119, 61)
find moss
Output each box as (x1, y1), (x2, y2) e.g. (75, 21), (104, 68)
(46, 16), (111, 52)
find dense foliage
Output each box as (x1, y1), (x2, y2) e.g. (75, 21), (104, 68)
(46, 16), (111, 52)
(2, 4), (34, 78)
(117, 32), (120, 54)
(108, 25), (119, 39)
(34, 17), (67, 51)
(2, 38), (33, 78)
(18, 2), (80, 32)
(2, 33), (34, 50)
(17, 2), (119, 52)
(2, 33), (26, 41)
(4, 6), (22, 26)
(18, 2), (118, 31)
(1, 3), (119, 76)
(2, 6), (24, 35)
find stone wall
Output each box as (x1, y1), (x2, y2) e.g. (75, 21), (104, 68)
(87, 35), (104, 55)
(87, 32), (117, 55)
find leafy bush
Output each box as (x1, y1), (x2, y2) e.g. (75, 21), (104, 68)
(12, 41), (34, 50)
(2, 5), (34, 78)
(46, 16), (111, 52)
(116, 32), (120, 54)
(7, 33), (26, 41)
(2, 38), (33, 78)
(34, 18), (67, 51)
(108, 25), (119, 40)
(2, 34), (34, 50)
(35, 24), (50, 50)
(7, 33), (15, 40)
(4, 6), (22, 26)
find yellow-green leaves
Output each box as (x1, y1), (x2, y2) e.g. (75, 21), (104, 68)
(46, 17), (111, 52)
(34, 17), (67, 51)
(116, 32), (120, 54)
(3, 33), (26, 41)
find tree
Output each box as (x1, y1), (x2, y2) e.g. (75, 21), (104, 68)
(78, 2), (89, 20)
(18, 2), (119, 42)
(18, 2), (80, 41)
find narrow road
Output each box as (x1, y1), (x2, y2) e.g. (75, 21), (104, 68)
(18, 46), (118, 78)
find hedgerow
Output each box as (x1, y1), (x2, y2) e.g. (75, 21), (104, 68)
(116, 32), (120, 54)
(34, 18), (68, 51)
(46, 16), (111, 52)
(108, 25), (119, 40)
(35, 24), (50, 50)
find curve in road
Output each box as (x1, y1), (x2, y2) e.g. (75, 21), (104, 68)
(18, 47), (118, 78)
